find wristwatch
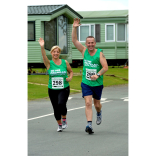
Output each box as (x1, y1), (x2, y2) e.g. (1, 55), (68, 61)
(97, 73), (100, 77)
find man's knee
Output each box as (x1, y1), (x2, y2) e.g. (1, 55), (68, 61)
(94, 100), (101, 108)
(84, 95), (92, 108)
(85, 101), (92, 108)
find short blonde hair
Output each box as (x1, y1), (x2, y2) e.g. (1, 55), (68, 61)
(50, 46), (61, 54)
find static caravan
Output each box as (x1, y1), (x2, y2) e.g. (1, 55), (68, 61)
(28, 5), (82, 68)
(72, 10), (129, 67)
(28, 5), (128, 68)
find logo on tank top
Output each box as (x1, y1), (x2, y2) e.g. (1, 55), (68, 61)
(50, 69), (66, 76)
(84, 60), (99, 68)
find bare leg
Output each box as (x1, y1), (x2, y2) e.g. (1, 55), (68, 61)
(94, 98), (102, 113)
(94, 98), (102, 125)
(61, 115), (66, 119)
(84, 95), (93, 121)
(57, 119), (62, 125)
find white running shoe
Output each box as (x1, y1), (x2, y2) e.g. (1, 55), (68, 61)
(57, 125), (62, 132)
(96, 110), (102, 125)
(62, 120), (68, 129)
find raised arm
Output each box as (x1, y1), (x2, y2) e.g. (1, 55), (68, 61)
(72, 18), (86, 57)
(65, 60), (73, 82)
(38, 38), (50, 70)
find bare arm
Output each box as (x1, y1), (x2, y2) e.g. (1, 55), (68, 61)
(98, 52), (108, 75)
(38, 38), (50, 69)
(72, 18), (86, 57)
(65, 60), (73, 82)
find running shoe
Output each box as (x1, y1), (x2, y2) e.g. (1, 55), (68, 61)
(85, 125), (94, 134)
(96, 110), (102, 125)
(57, 125), (63, 132)
(62, 120), (68, 129)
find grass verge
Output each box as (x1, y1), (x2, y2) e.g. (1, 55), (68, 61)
(28, 83), (81, 101)
(28, 83), (49, 100)
(28, 67), (128, 100)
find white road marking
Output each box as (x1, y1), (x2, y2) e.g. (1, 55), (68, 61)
(101, 98), (107, 101)
(28, 113), (54, 121)
(28, 100), (112, 121)
(124, 99), (128, 101)
(121, 97), (129, 101)
(101, 100), (112, 104)
(28, 106), (85, 121)
(67, 106), (85, 111)
(68, 97), (73, 100)
(121, 97), (128, 99)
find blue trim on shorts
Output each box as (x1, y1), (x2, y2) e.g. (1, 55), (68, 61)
(81, 82), (103, 100)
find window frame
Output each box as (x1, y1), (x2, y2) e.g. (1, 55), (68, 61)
(28, 21), (35, 41)
(127, 23), (129, 42)
(58, 15), (68, 54)
(78, 24), (95, 42)
(105, 23), (115, 42)
(116, 23), (127, 42)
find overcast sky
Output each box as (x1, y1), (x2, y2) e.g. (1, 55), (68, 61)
(27, 0), (128, 11)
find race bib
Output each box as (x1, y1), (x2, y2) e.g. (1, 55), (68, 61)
(86, 68), (97, 80)
(52, 77), (64, 89)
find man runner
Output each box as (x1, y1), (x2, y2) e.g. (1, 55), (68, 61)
(72, 18), (108, 134)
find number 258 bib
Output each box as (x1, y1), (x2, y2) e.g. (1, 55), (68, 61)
(86, 68), (97, 80)
(52, 77), (64, 89)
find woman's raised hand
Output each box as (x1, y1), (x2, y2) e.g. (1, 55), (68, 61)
(73, 18), (81, 28)
(38, 38), (44, 48)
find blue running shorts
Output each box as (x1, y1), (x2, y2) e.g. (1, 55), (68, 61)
(81, 82), (104, 100)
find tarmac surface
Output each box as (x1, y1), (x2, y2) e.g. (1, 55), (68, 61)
(28, 85), (128, 156)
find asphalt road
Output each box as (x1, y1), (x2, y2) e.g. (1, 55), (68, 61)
(28, 85), (128, 156)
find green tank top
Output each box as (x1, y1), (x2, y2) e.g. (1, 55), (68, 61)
(48, 59), (69, 90)
(82, 48), (103, 87)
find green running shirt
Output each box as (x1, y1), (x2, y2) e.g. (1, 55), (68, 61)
(48, 59), (69, 90)
(82, 48), (103, 87)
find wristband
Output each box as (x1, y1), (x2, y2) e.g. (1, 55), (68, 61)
(97, 73), (100, 77)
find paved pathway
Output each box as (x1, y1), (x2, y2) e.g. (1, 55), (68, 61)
(28, 85), (128, 156)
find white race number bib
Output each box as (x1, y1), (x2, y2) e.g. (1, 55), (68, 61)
(52, 77), (64, 89)
(86, 68), (97, 80)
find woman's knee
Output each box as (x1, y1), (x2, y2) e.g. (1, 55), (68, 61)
(58, 103), (67, 114)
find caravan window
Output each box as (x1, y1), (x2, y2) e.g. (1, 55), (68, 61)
(78, 24), (95, 42)
(44, 16), (68, 54)
(28, 21), (35, 41)
(45, 19), (57, 51)
(116, 24), (126, 42)
(105, 24), (115, 42)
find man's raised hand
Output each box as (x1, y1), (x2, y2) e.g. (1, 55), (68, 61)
(73, 18), (81, 28)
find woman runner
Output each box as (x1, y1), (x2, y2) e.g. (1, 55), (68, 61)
(38, 38), (73, 132)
